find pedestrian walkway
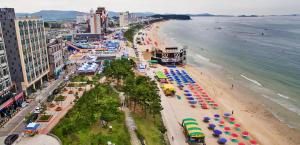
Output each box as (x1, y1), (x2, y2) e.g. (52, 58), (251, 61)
(111, 85), (141, 145)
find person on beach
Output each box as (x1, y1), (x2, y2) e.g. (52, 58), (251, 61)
(172, 136), (174, 141)
(232, 110), (234, 115)
(231, 84), (234, 89)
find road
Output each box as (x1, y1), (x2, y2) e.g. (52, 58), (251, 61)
(0, 66), (75, 137)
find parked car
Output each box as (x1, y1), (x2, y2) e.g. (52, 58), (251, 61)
(4, 134), (19, 145)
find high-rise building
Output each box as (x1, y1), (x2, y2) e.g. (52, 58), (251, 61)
(0, 8), (49, 95)
(0, 22), (12, 93)
(89, 7), (108, 34)
(15, 17), (50, 94)
(119, 11), (130, 27)
(47, 37), (65, 79)
(0, 9), (25, 119)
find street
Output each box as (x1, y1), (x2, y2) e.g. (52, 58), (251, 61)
(0, 66), (75, 137)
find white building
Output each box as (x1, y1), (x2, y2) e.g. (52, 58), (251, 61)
(119, 11), (130, 27)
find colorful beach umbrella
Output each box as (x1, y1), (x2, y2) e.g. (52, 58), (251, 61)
(213, 129), (222, 136)
(242, 131), (249, 137)
(250, 140), (258, 145)
(224, 113), (231, 117)
(231, 133), (238, 138)
(218, 138), (227, 144)
(238, 142), (246, 145)
(203, 117), (210, 122)
(235, 124), (241, 128)
(208, 124), (216, 130)
(224, 127), (231, 131)
(214, 114), (220, 118)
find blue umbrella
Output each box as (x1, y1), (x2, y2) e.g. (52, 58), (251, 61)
(184, 90), (190, 92)
(208, 124), (216, 130)
(213, 129), (222, 135)
(218, 138), (227, 144)
(203, 117), (210, 122)
(224, 113), (231, 117)
(185, 93), (192, 96)
(189, 100), (197, 104)
(214, 114), (220, 118)
(186, 97), (194, 100)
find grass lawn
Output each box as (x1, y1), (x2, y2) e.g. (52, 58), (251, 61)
(132, 113), (166, 145)
(55, 113), (130, 145)
(70, 75), (89, 82)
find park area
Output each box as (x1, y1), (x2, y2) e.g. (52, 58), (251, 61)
(51, 84), (131, 145)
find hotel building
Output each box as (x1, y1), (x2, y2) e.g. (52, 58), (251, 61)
(89, 7), (108, 34)
(0, 9), (25, 122)
(119, 11), (130, 27)
(0, 8), (49, 95)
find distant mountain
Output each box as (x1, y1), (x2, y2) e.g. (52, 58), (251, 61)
(151, 14), (191, 20)
(189, 13), (215, 17)
(16, 10), (156, 21)
(17, 10), (87, 21)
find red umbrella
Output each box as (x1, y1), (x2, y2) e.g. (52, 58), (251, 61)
(234, 124), (241, 128)
(224, 127), (231, 131)
(238, 143), (246, 145)
(219, 120), (225, 124)
(250, 140), (257, 144)
(214, 104), (218, 107)
(229, 117), (235, 122)
(231, 133), (238, 138)
(242, 131), (249, 137)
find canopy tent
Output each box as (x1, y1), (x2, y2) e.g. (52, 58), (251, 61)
(25, 123), (40, 131)
(156, 71), (168, 79)
(182, 118), (196, 122)
(183, 121), (199, 126)
(148, 60), (158, 64)
(188, 130), (205, 138)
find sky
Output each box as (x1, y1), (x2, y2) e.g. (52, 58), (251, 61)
(0, 0), (300, 15)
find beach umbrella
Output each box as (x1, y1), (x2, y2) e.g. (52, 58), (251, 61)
(219, 120), (225, 126)
(186, 97), (194, 100)
(214, 114), (220, 118)
(213, 129), (222, 136)
(242, 131), (249, 137)
(218, 138), (227, 144)
(189, 100), (197, 104)
(208, 123), (216, 130)
(234, 124), (241, 128)
(238, 142), (246, 145)
(224, 113), (231, 117)
(231, 133), (238, 139)
(203, 117), (210, 123)
(185, 94), (192, 97)
(229, 117), (235, 122)
(224, 127), (231, 131)
(250, 140), (258, 145)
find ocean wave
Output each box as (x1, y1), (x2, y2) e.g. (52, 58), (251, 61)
(262, 94), (300, 116)
(277, 93), (290, 99)
(240, 74), (262, 87)
(196, 54), (210, 62)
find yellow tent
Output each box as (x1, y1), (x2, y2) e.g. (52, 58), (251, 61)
(162, 84), (175, 96)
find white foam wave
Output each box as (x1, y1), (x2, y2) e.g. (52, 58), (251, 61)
(196, 54), (210, 62)
(277, 93), (290, 99)
(240, 74), (262, 87)
(262, 94), (300, 116)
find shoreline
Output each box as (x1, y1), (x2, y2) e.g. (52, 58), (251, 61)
(145, 21), (300, 145)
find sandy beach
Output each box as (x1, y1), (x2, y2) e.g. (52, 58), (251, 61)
(138, 22), (300, 145)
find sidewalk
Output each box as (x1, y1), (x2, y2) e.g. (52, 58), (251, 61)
(111, 85), (140, 145)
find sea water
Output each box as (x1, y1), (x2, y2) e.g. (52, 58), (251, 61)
(159, 16), (300, 130)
